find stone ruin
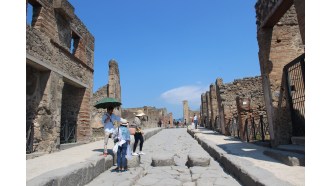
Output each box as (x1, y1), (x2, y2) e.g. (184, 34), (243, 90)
(91, 61), (170, 139)
(255, 0), (305, 146)
(26, 0), (94, 153)
(122, 106), (168, 129)
(182, 100), (200, 126)
(201, 76), (266, 141)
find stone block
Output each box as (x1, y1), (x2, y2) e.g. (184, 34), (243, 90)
(187, 153), (210, 167)
(151, 153), (175, 167)
(86, 156), (105, 178)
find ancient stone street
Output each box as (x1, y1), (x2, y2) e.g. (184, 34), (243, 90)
(86, 128), (241, 186)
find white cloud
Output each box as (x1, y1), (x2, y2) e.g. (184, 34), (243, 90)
(160, 85), (208, 109)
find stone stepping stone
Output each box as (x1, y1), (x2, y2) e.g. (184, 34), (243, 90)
(151, 153), (175, 167)
(187, 153), (210, 167)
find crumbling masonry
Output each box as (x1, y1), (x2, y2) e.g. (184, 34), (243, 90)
(26, 0), (94, 153)
(255, 0), (305, 146)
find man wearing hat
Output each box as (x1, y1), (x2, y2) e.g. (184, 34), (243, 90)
(132, 110), (146, 156)
(112, 118), (131, 172)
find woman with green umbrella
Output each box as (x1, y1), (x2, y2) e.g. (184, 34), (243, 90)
(102, 106), (121, 157)
(94, 97), (122, 157)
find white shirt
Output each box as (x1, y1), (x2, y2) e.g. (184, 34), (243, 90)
(193, 115), (198, 121)
(102, 113), (121, 133)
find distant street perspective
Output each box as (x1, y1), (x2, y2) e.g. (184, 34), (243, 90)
(26, 0), (305, 185)
(86, 128), (241, 186)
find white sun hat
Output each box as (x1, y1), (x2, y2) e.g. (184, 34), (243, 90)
(135, 110), (146, 117)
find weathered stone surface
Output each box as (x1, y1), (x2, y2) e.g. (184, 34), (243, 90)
(127, 154), (140, 168)
(187, 153), (210, 167)
(151, 153), (175, 167)
(136, 177), (159, 186)
(27, 0), (94, 153)
(183, 182), (196, 186)
(256, 0), (305, 146)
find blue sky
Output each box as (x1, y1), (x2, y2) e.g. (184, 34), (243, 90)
(68, 0), (260, 119)
(28, 0), (260, 119)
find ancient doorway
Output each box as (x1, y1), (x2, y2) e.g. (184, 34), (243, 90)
(60, 82), (84, 144)
(284, 54), (305, 136)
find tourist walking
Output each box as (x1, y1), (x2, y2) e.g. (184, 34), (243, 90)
(132, 110), (146, 156)
(193, 114), (198, 129)
(158, 118), (162, 128)
(112, 118), (131, 172)
(102, 106), (121, 157)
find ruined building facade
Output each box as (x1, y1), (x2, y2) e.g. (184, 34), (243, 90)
(26, 0), (94, 153)
(201, 76), (266, 141)
(255, 0), (305, 146)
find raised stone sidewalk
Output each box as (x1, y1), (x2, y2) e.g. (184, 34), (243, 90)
(26, 128), (162, 186)
(187, 127), (305, 186)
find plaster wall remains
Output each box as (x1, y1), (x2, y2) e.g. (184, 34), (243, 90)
(26, 0), (94, 153)
(256, 0), (305, 146)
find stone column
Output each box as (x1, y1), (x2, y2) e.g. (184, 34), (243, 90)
(183, 100), (189, 125)
(205, 91), (211, 129)
(201, 93), (207, 127)
(210, 84), (218, 131)
(215, 78), (226, 134)
(108, 59), (122, 116)
(236, 97), (251, 141)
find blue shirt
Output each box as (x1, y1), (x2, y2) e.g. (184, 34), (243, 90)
(113, 126), (130, 141)
(102, 113), (121, 133)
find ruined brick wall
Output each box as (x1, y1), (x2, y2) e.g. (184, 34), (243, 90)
(256, 1), (305, 146)
(26, 0), (94, 153)
(217, 77), (266, 136)
(121, 107), (167, 128)
(26, 66), (63, 153)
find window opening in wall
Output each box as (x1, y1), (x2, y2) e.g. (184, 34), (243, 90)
(26, 1), (41, 27)
(70, 31), (80, 55)
(26, 3), (33, 25)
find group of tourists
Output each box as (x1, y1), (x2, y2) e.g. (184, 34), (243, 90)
(101, 106), (146, 172)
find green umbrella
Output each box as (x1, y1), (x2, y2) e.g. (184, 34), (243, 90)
(94, 97), (122, 109)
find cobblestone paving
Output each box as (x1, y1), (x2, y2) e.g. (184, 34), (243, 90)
(86, 128), (241, 186)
